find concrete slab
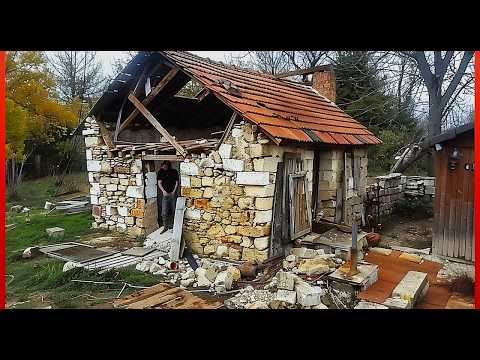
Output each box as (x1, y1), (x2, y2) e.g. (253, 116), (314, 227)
(392, 271), (428, 305)
(46, 227), (65, 238)
(328, 263), (378, 290)
(382, 297), (412, 309)
(122, 247), (156, 257)
(354, 301), (388, 309)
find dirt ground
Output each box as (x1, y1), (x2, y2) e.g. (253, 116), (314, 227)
(377, 216), (433, 250)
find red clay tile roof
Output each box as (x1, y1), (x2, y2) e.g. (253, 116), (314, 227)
(161, 51), (381, 145)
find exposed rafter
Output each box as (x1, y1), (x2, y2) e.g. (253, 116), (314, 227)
(127, 93), (187, 157)
(118, 67), (180, 134)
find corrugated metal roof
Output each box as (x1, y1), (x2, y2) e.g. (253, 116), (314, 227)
(161, 51), (381, 145)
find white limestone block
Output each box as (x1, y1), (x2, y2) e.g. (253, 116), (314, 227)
(181, 176), (191, 187)
(236, 172), (270, 185)
(126, 186), (144, 198)
(90, 183), (100, 196)
(180, 162), (199, 176)
(219, 144), (232, 159)
(86, 160), (101, 172)
(223, 158), (244, 172)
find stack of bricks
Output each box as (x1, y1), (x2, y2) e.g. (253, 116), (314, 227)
(403, 176), (435, 198)
(367, 173), (436, 219)
(367, 173), (403, 217)
(180, 122), (314, 263)
(84, 117), (148, 238)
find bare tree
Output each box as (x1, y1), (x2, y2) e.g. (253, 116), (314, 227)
(47, 51), (106, 104)
(391, 51), (474, 173)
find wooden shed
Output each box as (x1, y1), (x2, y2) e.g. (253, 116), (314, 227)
(431, 122), (474, 262)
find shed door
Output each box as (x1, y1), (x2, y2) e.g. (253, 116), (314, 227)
(433, 144), (474, 261)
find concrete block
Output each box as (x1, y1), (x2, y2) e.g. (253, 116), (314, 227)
(392, 271), (428, 305)
(382, 297), (412, 309)
(354, 301), (389, 309)
(295, 282), (324, 307)
(236, 172), (270, 185)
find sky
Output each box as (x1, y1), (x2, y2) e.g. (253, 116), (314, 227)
(97, 51), (244, 77)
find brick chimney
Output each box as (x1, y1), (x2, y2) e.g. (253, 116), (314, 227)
(312, 66), (336, 103)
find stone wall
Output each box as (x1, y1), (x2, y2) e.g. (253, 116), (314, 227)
(84, 117), (151, 238)
(315, 146), (368, 225)
(366, 173), (436, 219)
(180, 122), (314, 263)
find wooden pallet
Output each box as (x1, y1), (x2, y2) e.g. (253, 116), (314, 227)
(113, 283), (223, 309)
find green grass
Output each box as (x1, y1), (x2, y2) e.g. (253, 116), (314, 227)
(8, 173), (89, 209)
(6, 175), (161, 309)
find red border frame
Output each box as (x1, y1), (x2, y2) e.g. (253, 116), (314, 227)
(475, 51), (479, 309)
(0, 50), (5, 310)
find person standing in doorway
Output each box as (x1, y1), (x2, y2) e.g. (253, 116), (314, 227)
(157, 161), (179, 232)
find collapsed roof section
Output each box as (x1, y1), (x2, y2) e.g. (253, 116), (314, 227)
(84, 51), (380, 155)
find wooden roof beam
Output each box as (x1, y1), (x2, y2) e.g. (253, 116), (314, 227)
(274, 65), (333, 79)
(118, 67), (179, 134)
(127, 93), (187, 157)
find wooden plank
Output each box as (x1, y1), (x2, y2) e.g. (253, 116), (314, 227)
(195, 88), (210, 102)
(353, 155), (360, 190)
(114, 283), (171, 307)
(119, 67), (179, 133)
(447, 150), (458, 258)
(216, 112), (238, 150)
(142, 154), (184, 161)
(128, 93), (187, 157)
(270, 162), (285, 256)
(169, 197), (186, 262)
(126, 288), (183, 309)
(457, 148), (470, 259)
(274, 64), (333, 79)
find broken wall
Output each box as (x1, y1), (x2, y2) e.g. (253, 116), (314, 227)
(84, 117), (151, 237)
(180, 122), (314, 263)
(366, 173), (435, 220)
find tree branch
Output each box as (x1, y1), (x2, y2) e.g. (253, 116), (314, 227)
(441, 51), (474, 109)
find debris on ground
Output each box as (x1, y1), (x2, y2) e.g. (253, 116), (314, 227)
(45, 197), (91, 215)
(46, 227), (65, 238)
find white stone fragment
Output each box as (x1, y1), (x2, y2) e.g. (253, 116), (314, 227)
(254, 210), (273, 224)
(63, 261), (82, 272)
(46, 227), (65, 238)
(219, 144), (232, 159)
(275, 290), (297, 305)
(295, 282), (324, 307)
(86, 149), (93, 160)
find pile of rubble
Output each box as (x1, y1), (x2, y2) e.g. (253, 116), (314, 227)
(225, 247), (346, 309)
(135, 256), (241, 293)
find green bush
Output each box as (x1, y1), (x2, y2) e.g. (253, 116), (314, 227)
(393, 196), (433, 218)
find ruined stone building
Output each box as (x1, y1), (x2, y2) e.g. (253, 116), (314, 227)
(76, 51), (381, 262)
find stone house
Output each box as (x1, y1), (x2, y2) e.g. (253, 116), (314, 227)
(76, 51), (380, 262)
